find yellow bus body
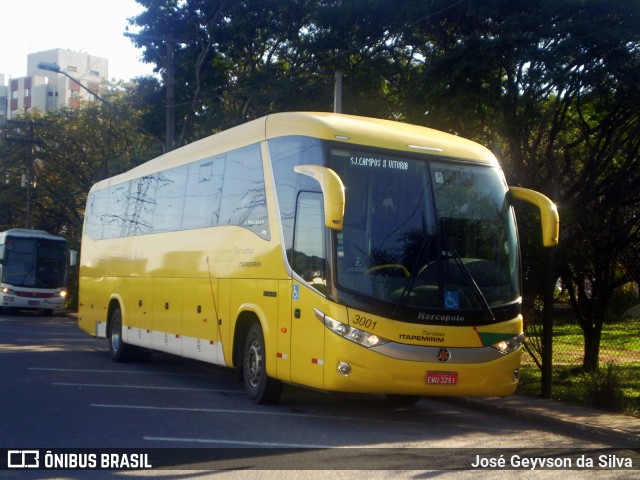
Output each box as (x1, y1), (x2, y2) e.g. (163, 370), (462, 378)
(79, 112), (557, 402)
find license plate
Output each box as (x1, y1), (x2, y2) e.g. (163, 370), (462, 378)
(426, 371), (458, 385)
(28, 300), (40, 306)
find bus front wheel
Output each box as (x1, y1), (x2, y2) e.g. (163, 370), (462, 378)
(243, 323), (283, 404)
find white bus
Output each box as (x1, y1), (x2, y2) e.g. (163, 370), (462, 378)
(0, 229), (73, 315)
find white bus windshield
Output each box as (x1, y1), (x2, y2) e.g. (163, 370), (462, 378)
(329, 148), (520, 314)
(1, 237), (67, 289)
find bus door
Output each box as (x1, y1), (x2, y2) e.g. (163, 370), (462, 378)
(290, 280), (327, 389)
(288, 192), (327, 389)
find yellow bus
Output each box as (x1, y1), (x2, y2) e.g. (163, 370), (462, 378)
(78, 112), (558, 404)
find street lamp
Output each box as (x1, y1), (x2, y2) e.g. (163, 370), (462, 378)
(36, 61), (165, 152)
(37, 61), (108, 104)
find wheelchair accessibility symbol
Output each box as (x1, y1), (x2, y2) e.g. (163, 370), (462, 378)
(292, 284), (300, 301)
(444, 290), (460, 310)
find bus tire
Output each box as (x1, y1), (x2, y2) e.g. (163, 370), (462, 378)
(109, 307), (136, 362)
(243, 323), (283, 404)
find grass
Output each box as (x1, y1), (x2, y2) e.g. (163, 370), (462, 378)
(517, 363), (640, 417)
(518, 309), (640, 416)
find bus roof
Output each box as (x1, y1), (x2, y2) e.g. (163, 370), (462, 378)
(91, 112), (499, 191)
(0, 229), (67, 243)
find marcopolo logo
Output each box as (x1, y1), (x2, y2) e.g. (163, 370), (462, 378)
(7, 450), (40, 468)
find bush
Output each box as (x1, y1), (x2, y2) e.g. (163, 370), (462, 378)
(576, 363), (626, 411)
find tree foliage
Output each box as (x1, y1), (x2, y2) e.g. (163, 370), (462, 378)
(0, 84), (161, 248)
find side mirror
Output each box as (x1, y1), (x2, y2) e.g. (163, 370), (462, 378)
(509, 187), (559, 247)
(69, 250), (79, 267)
(294, 165), (345, 231)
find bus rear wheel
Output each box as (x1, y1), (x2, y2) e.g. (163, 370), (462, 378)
(243, 323), (283, 404)
(109, 307), (136, 362)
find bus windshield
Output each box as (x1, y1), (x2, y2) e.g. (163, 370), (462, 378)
(1, 237), (67, 289)
(329, 147), (520, 315)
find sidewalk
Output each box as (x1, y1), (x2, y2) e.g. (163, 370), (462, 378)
(453, 395), (640, 446)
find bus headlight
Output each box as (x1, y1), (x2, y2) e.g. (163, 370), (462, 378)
(54, 289), (68, 298)
(491, 333), (524, 354)
(2, 287), (16, 294)
(314, 308), (389, 348)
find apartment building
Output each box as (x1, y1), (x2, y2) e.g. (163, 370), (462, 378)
(2, 48), (108, 121)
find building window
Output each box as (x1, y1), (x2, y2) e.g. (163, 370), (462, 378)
(24, 88), (31, 98)
(90, 70), (99, 76)
(67, 65), (77, 72)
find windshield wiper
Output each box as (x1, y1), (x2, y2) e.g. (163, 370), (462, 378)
(446, 249), (495, 322)
(439, 218), (495, 322)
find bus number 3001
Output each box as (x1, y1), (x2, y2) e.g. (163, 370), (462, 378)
(352, 315), (377, 330)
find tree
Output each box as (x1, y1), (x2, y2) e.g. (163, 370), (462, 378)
(0, 84), (160, 249)
(557, 75), (640, 371)
(392, 0), (640, 371)
(127, 0), (414, 139)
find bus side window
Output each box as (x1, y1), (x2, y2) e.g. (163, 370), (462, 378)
(292, 192), (326, 293)
(153, 166), (189, 233)
(219, 144), (270, 239)
(182, 156), (225, 230)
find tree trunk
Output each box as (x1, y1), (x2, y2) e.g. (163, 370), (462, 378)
(582, 305), (605, 373)
(582, 328), (601, 372)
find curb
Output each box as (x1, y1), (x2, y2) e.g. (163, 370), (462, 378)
(442, 396), (640, 446)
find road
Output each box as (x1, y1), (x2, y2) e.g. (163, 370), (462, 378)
(0, 311), (637, 479)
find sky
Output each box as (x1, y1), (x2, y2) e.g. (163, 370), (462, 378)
(0, 0), (155, 81)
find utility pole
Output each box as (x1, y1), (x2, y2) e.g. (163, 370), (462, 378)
(5, 119), (41, 229)
(334, 71), (343, 114)
(124, 32), (184, 152)
(165, 40), (175, 152)
(541, 249), (556, 398)
(25, 121), (35, 229)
